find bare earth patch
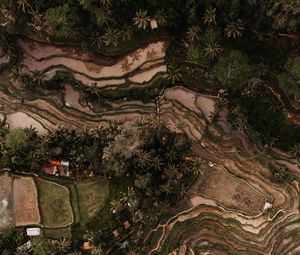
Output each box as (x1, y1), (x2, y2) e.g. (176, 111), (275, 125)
(194, 166), (265, 215)
(0, 174), (14, 232)
(13, 176), (40, 226)
(7, 112), (47, 134)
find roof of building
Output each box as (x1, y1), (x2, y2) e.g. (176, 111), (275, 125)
(80, 241), (95, 250)
(26, 228), (40, 236)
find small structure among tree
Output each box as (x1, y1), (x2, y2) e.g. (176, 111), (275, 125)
(123, 220), (131, 230)
(150, 19), (158, 29)
(42, 160), (70, 177)
(80, 241), (95, 251)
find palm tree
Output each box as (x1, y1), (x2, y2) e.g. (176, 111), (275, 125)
(186, 25), (201, 42)
(167, 66), (182, 84)
(29, 9), (44, 31)
(17, 0), (31, 13)
(145, 210), (159, 223)
(99, 0), (112, 6)
(159, 182), (171, 195)
(90, 126), (106, 140)
(154, 201), (170, 213)
(134, 151), (152, 168)
(110, 198), (125, 214)
(94, 7), (112, 26)
(164, 164), (178, 179)
(27, 151), (43, 171)
(0, 1), (16, 25)
(165, 149), (177, 163)
(90, 32), (103, 48)
(101, 27), (120, 47)
(56, 238), (71, 253)
(120, 24), (133, 41)
(151, 156), (163, 171)
(224, 19), (244, 38)
(31, 69), (47, 86)
(87, 83), (101, 99)
(192, 159), (205, 176)
(154, 10), (167, 26)
(133, 10), (150, 30)
(204, 42), (222, 59)
(126, 186), (135, 200)
(203, 7), (217, 25)
(10, 66), (30, 86)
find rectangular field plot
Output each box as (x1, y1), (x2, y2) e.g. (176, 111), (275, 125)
(37, 179), (73, 228)
(195, 166), (265, 215)
(0, 174), (14, 232)
(43, 226), (71, 239)
(75, 178), (108, 222)
(13, 176), (40, 226)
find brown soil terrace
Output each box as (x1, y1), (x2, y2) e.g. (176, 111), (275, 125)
(1, 36), (300, 254)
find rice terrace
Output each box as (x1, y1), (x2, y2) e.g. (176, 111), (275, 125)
(0, 0), (300, 254)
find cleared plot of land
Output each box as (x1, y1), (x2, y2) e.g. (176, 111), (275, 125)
(37, 179), (73, 228)
(0, 174), (14, 232)
(7, 112), (48, 134)
(13, 176), (40, 226)
(195, 166), (265, 215)
(75, 178), (109, 222)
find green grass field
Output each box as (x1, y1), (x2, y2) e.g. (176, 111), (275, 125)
(37, 179), (73, 228)
(75, 178), (109, 223)
(43, 226), (71, 238)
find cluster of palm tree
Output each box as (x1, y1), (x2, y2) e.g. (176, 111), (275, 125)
(89, 25), (135, 48)
(10, 66), (47, 88)
(1, 123), (117, 175)
(15, 0), (43, 30)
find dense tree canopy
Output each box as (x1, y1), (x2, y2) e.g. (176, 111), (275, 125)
(212, 50), (253, 89)
(278, 55), (300, 100)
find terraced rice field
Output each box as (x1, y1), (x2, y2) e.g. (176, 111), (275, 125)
(36, 179), (73, 228)
(75, 178), (109, 222)
(19, 37), (168, 88)
(1, 36), (300, 254)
